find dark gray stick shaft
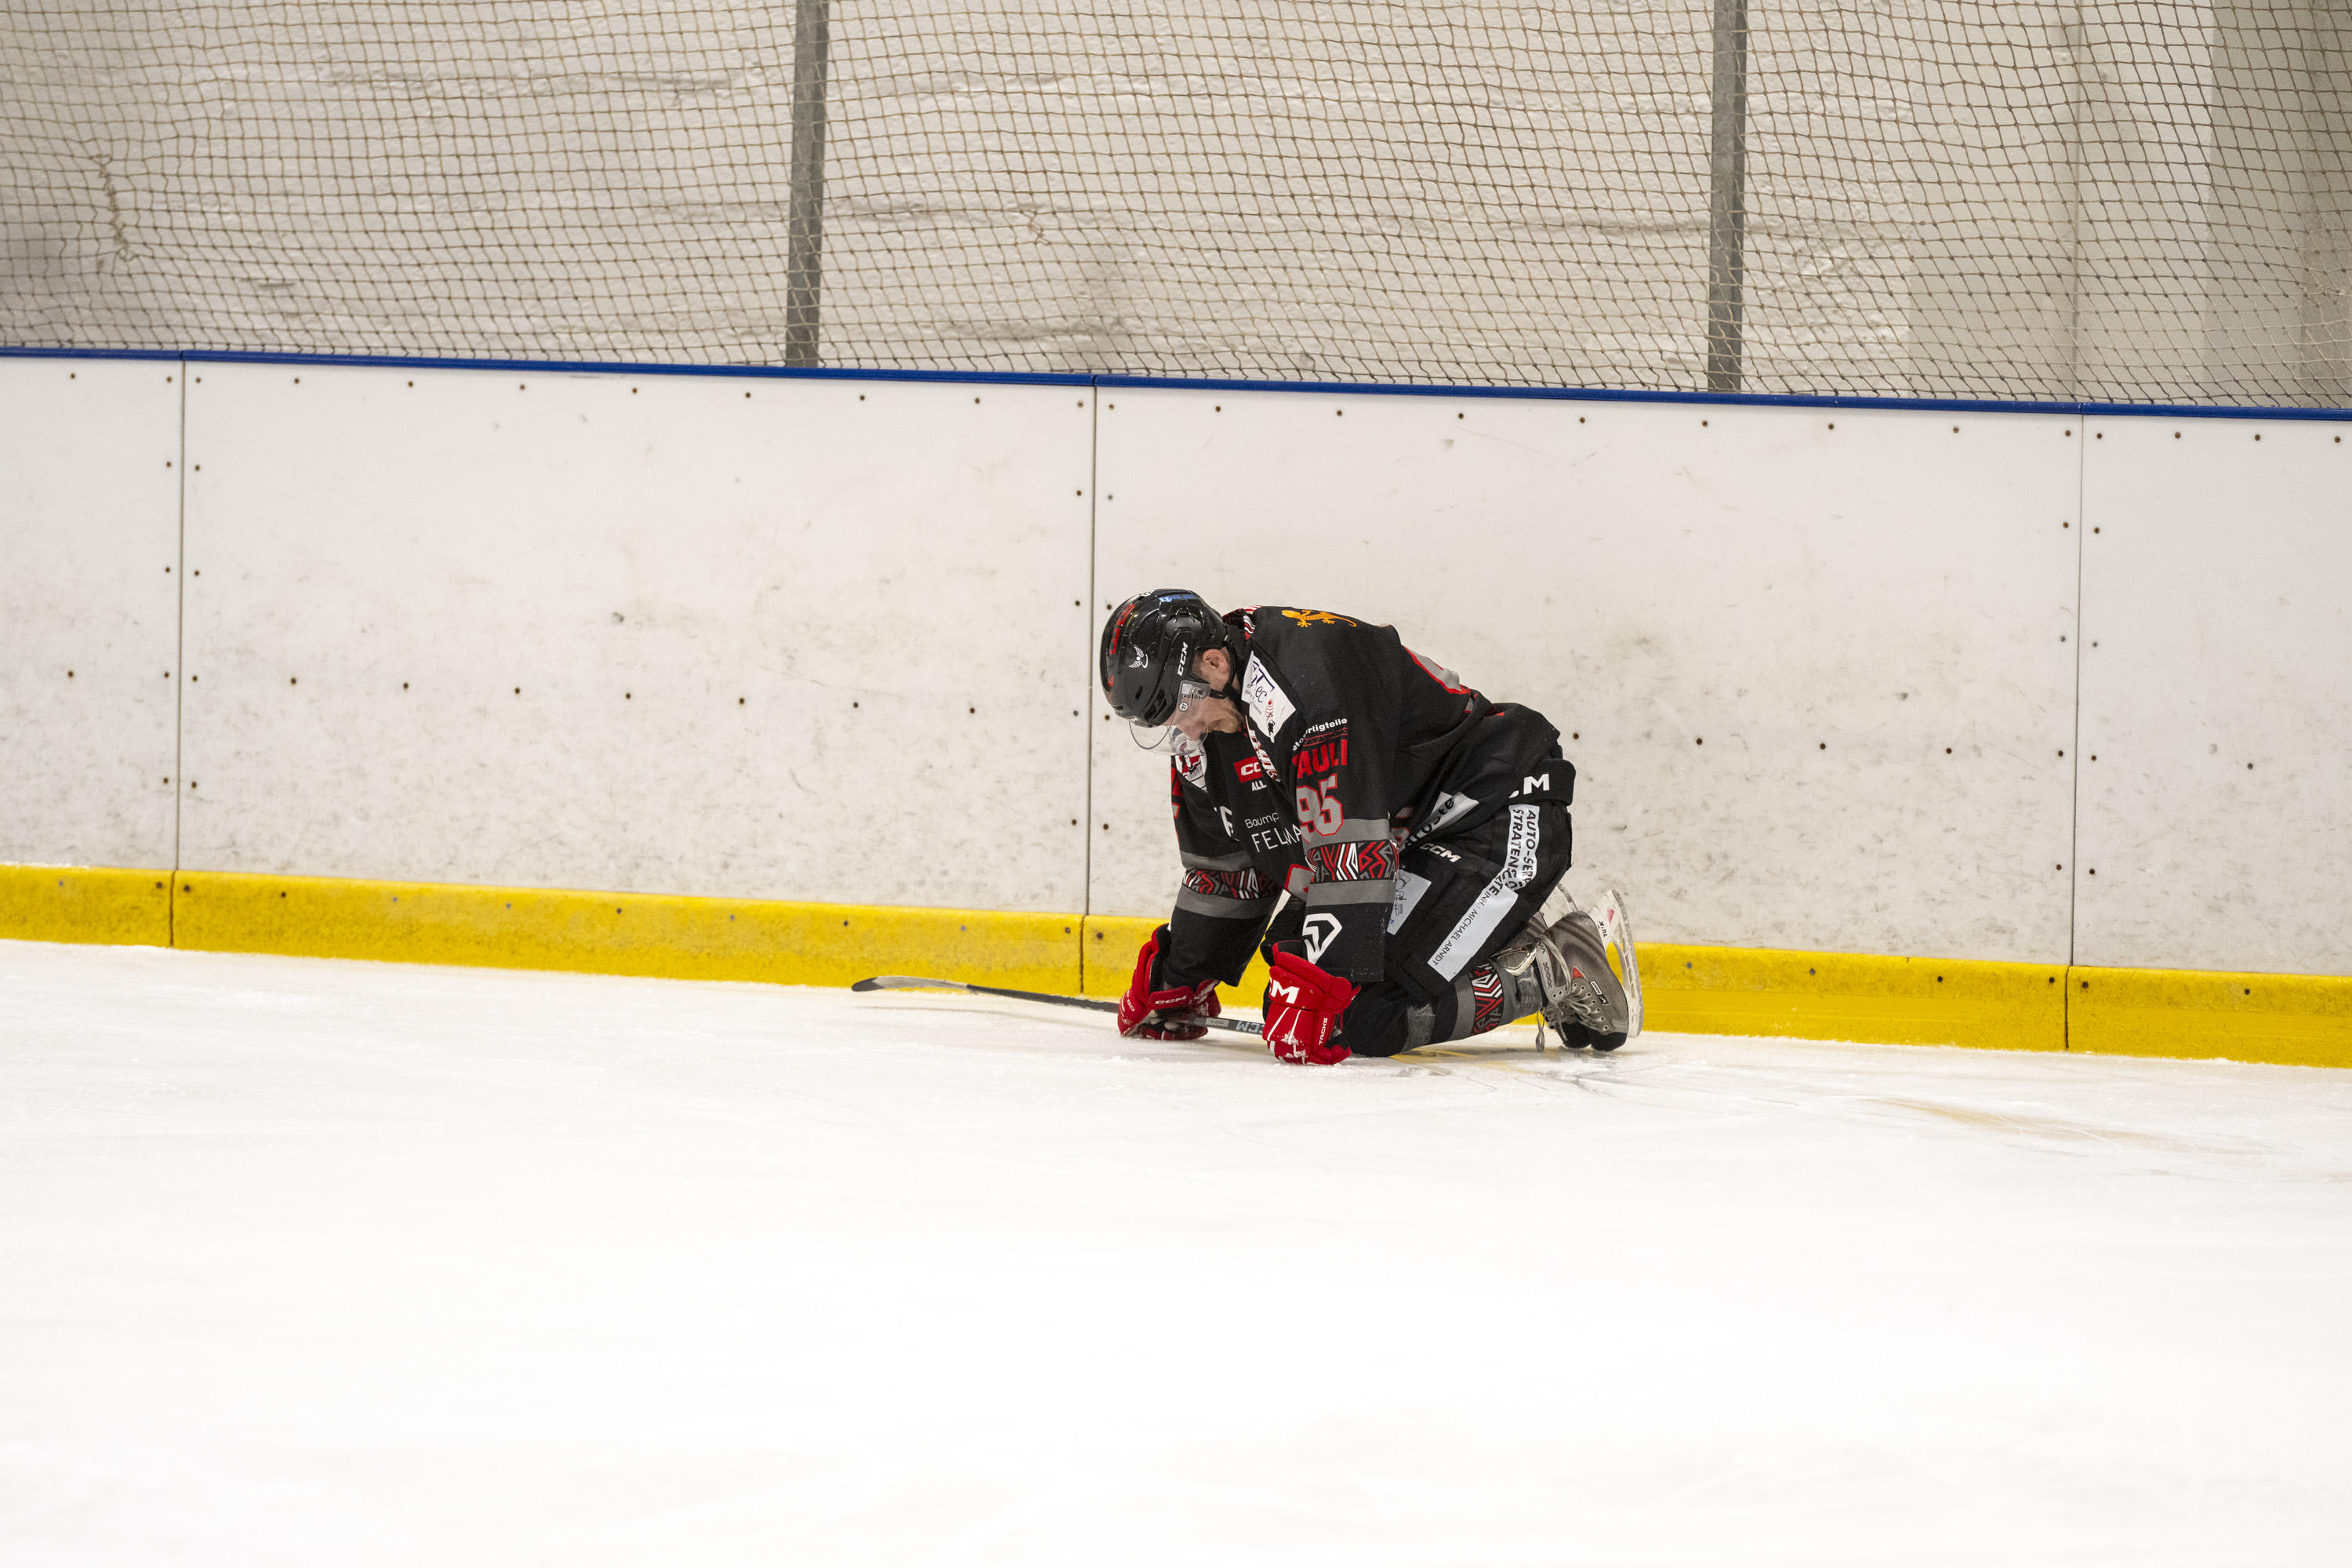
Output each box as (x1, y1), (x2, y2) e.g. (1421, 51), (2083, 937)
(851, 975), (1265, 1036)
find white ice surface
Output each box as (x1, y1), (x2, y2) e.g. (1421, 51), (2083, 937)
(4, 941), (2350, 1566)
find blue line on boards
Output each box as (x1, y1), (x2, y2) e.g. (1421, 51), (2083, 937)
(0, 346), (1089, 388)
(1095, 374), (2352, 422)
(0, 346), (186, 363)
(2071, 400), (2352, 423)
(1094, 373), (2082, 418)
(2, 344), (2347, 419)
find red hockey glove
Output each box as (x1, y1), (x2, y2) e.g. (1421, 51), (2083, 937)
(1261, 942), (1359, 1065)
(1118, 924), (1223, 1040)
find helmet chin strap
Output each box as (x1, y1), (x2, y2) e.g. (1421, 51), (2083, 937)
(1198, 638), (1243, 706)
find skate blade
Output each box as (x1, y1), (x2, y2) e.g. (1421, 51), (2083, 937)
(1592, 886), (1643, 1038)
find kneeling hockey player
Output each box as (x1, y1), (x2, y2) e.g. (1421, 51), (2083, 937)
(1099, 590), (1642, 1065)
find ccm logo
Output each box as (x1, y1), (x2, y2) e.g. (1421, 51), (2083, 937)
(1235, 756), (1264, 782)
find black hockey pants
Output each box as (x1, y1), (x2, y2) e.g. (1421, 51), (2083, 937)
(1266, 800), (1573, 1058)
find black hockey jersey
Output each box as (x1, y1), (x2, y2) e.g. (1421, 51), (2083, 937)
(1164, 605), (1570, 988)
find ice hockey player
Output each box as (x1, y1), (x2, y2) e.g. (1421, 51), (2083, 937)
(1099, 590), (1641, 1065)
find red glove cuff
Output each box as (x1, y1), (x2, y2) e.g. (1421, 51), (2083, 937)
(1119, 925), (1223, 1040)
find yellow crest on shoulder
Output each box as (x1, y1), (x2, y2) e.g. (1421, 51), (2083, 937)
(1281, 608), (1356, 628)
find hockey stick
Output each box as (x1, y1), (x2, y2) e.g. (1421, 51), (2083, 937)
(850, 975), (1265, 1036)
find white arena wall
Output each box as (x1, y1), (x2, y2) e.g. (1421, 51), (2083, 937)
(174, 360), (1098, 915)
(0, 359), (182, 874)
(4, 351), (2348, 989)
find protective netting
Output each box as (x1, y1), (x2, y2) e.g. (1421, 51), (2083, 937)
(5, 1), (2347, 402)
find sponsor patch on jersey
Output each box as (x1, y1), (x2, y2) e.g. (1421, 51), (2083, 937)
(1293, 732), (1348, 777)
(1247, 821), (1298, 855)
(1235, 755), (1264, 783)
(1242, 656), (1295, 738)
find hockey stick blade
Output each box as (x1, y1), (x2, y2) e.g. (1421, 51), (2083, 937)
(851, 975), (1265, 1036)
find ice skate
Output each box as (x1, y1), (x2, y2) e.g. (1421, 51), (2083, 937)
(1501, 884), (1641, 1051)
(1542, 905), (1632, 1051)
(1484, 912), (1621, 1053)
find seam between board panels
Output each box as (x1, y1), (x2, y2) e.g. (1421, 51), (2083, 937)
(172, 357), (187, 944)
(1081, 387), (1099, 994)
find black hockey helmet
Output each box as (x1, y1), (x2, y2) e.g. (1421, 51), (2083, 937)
(1099, 589), (1236, 726)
